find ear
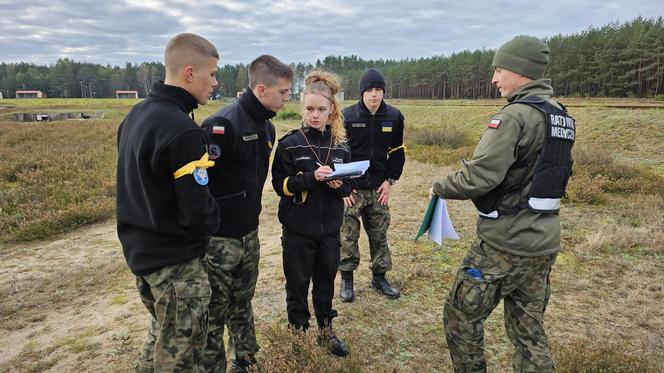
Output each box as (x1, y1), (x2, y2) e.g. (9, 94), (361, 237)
(255, 84), (266, 97)
(184, 65), (195, 82)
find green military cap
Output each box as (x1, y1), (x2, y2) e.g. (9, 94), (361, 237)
(492, 35), (550, 79)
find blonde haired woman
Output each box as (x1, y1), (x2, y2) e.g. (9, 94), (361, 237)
(271, 70), (351, 357)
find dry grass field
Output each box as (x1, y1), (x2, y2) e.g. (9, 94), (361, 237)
(0, 97), (663, 372)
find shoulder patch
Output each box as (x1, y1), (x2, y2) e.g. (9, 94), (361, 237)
(193, 167), (209, 185)
(208, 143), (221, 160)
(488, 119), (501, 129)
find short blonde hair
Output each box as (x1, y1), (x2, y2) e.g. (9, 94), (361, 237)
(303, 70), (346, 146)
(164, 33), (218, 75)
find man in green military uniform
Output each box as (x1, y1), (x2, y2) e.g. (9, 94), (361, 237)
(431, 35), (575, 372)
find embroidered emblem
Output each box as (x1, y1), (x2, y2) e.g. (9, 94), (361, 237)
(208, 144), (221, 160)
(212, 126), (225, 135)
(243, 134), (259, 141)
(193, 167), (209, 185)
(351, 123), (366, 128)
(488, 119), (501, 129)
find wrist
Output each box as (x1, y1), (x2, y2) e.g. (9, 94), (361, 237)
(386, 178), (396, 185)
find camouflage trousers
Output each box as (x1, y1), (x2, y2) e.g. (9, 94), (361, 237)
(202, 230), (260, 372)
(135, 257), (210, 373)
(443, 239), (557, 373)
(339, 188), (392, 273)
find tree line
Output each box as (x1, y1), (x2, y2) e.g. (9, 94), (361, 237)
(1, 17), (662, 100)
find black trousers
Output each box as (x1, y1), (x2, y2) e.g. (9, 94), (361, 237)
(282, 228), (340, 330)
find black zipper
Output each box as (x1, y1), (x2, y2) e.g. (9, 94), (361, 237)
(216, 190), (247, 200)
(318, 131), (324, 234)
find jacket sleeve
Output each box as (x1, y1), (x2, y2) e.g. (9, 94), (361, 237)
(271, 140), (317, 197)
(168, 129), (220, 235)
(432, 112), (520, 200)
(386, 111), (406, 180)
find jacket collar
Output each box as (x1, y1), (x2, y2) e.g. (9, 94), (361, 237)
(300, 125), (331, 139)
(240, 87), (276, 122)
(358, 98), (387, 116)
(149, 81), (198, 114)
(507, 79), (554, 102)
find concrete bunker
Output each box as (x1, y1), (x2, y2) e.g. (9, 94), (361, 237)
(12, 112), (105, 122)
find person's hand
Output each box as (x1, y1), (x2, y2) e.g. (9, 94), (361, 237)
(326, 179), (343, 189)
(429, 187), (435, 200)
(377, 180), (391, 206)
(314, 165), (333, 181)
(343, 190), (356, 207)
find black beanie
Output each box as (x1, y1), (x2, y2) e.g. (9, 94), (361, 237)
(360, 68), (386, 95)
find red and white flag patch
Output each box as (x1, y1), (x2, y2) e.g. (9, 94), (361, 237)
(488, 119), (501, 129)
(212, 126), (225, 135)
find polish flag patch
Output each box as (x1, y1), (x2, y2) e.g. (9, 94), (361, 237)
(488, 119), (501, 129)
(212, 126), (225, 135)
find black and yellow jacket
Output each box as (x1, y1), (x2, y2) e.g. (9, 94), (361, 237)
(202, 88), (276, 238)
(271, 126), (353, 238)
(116, 81), (220, 276)
(342, 99), (406, 189)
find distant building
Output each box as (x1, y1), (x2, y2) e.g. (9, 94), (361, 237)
(116, 90), (138, 99)
(16, 90), (44, 99)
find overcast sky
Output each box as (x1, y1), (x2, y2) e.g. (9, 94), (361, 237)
(0, 0), (662, 66)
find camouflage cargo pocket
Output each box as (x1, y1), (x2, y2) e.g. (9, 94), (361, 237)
(450, 268), (505, 316)
(173, 278), (211, 348)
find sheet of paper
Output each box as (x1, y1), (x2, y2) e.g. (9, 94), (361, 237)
(324, 160), (370, 180)
(428, 198), (460, 245)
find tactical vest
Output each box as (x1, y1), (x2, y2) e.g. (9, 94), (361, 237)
(473, 96), (575, 219)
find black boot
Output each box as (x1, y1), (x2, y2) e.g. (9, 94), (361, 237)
(370, 272), (400, 299)
(317, 329), (349, 357)
(231, 354), (257, 373)
(339, 271), (354, 302)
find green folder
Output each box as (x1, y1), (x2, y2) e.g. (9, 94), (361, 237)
(415, 196), (438, 240)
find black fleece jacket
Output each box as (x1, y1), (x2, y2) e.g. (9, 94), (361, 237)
(342, 99), (406, 189)
(271, 126), (353, 238)
(116, 81), (220, 276)
(202, 87), (276, 238)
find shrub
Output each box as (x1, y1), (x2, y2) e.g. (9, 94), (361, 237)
(408, 126), (470, 149)
(570, 145), (664, 198)
(655, 94), (664, 101)
(275, 109), (301, 121)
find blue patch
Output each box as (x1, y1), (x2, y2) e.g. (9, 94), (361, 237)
(193, 167), (209, 185)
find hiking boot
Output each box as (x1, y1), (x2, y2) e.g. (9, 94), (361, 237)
(370, 272), (400, 299)
(230, 354), (257, 373)
(317, 330), (349, 357)
(339, 271), (355, 302)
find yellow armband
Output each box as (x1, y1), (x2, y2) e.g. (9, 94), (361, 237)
(388, 144), (408, 154)
(173, 153), (215, 180)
